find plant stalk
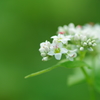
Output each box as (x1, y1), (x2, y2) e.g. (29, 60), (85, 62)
(80, 67), (95, 100)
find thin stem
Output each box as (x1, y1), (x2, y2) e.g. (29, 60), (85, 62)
(80, 67), (95, 100)
(25, 65), (59, 78)
(79, 51), (96, 100)
(80, 67), (91, 84)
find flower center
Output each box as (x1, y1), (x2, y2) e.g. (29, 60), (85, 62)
(54, 48), (61, 53)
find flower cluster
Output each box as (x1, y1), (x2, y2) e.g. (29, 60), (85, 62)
(39, 23), (100, 61)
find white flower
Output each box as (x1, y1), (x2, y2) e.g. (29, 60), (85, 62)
(68, 23), (75, 28)
(57, 25), (68, 34)
(66, 50), (77, 61)
(39, 40), (51, 53)
(39, 41), (51, 61)
(39, 23), (100, 61)
(51, 34), (71, 44)
(48, 42), (68, 60)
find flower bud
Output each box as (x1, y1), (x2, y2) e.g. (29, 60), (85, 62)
(92, 43), (97, 46)
(92, 40), (95, 43)
(42, 57), (48, 61)
(88, 47), (93, 51)
(41, 53), (46, 57)
(87, 39), (91, 43)
(88, 42), (92, 46)
(80, 47), (84, 51)
(39, 48), (45, 52)
(68, 23), (74, 28)
(83, 42), (87, 46)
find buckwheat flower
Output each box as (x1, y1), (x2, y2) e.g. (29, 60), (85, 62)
(39, 40), (51, 59)
(51, 34), (71, 44)
(39, 40), (50, 53)
(68, 23), (76, 35)
(40, 40), (50, 49)
(48, 42), (68, 60)
(57, 25), (68, 34)
(66, 50), (77, 61)
(68, 23), (75, 28)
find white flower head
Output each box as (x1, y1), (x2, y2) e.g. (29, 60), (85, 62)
(48, 42), (68, 60)
(39, 23), (100, 62)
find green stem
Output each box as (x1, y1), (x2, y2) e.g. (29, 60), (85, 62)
(80, 67), (95, 100)
(79, 51), (96, 100)
(25, 65), (59, 79)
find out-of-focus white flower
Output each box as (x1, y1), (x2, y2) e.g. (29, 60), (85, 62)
(66, 50), (77, 61)
(80, 47), (84, 51)
(88, 47), (93, 51)
(48, 42), (68, 60)
(57, 25), (68, 34)
(51, 34), (71, 44)
(68, 23), (75, 28)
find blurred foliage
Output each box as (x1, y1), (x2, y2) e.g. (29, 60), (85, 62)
(0, 0), (100, 100)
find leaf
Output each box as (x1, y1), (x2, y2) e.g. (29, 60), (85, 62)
(67, 68), (85, 86)
(57, 59), (91, 68)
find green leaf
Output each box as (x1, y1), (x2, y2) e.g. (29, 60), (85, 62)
(57, 59), (91, 68)
(67, 68), (85, 86)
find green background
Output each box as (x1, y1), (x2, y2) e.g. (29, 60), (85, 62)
(0, 0), (100, 100)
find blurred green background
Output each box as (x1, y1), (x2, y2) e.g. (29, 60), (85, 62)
(0, 0), (100, 100)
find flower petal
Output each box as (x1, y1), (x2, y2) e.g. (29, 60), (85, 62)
(61, 48), (68, 53)
(55, 53), (62, 60)
(51, 36), (57, 39)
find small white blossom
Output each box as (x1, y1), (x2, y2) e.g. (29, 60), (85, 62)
(51, 34), (71, 44)
(66, 50), (77, 61)
(57, 25), (67, 34)
(39, 40), (51, 53)
(48, 42), (68, 60)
